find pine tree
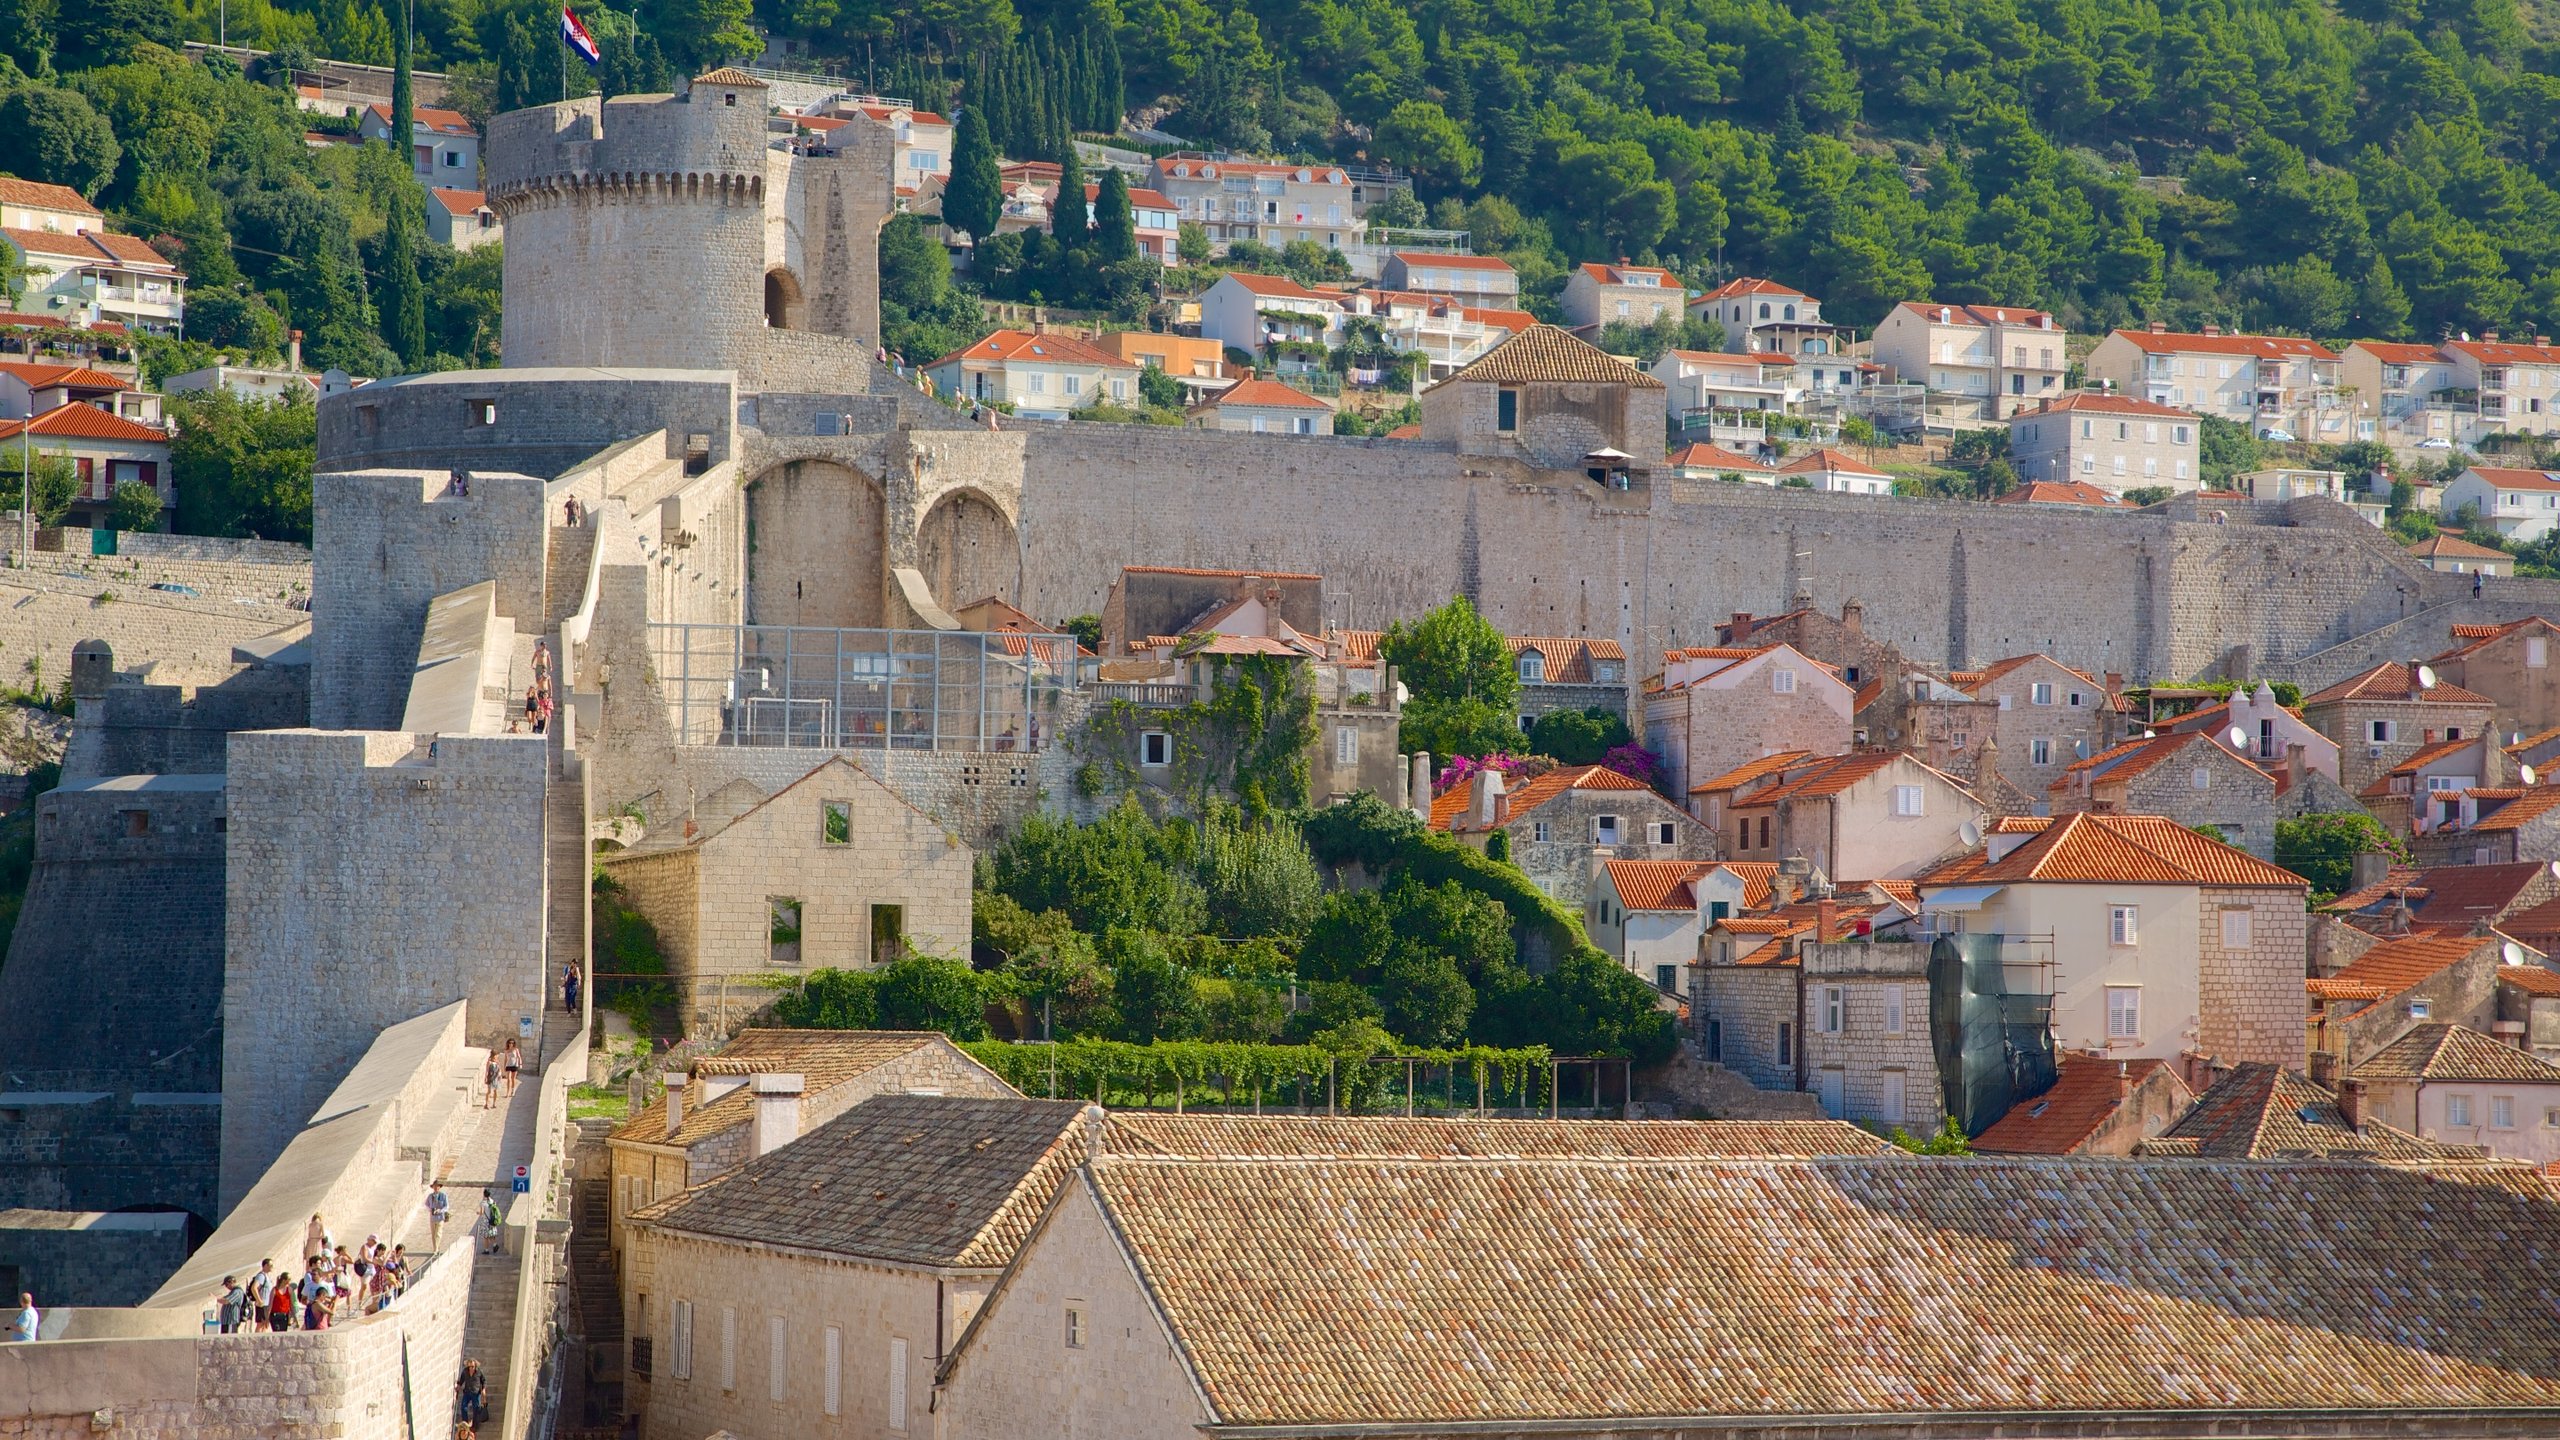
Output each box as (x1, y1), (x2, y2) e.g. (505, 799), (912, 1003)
(944, 104), (1005, 240)
(1052, 123), (1086, 248)
(1093, 166), (1136, 263)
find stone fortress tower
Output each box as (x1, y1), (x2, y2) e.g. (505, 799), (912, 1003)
(486, 67), (893, 390)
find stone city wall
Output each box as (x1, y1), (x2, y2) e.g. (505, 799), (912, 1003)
(0, 575), (301, 702)
(315, 371), (738, 480)
(0, 1210), (191, 1308)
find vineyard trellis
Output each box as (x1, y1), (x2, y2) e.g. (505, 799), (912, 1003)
(960, 1038), (1634, 1116)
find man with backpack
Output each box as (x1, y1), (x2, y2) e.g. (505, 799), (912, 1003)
(481, 1190), (505, 1254)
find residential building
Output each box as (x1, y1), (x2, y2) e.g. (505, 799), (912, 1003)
(2234, 467), (2360, 509)
(161, 363), (322, 404)
(2512, 725), (2560, 775)
(2309, 932), (2508, 1069)
(605, 1031), (1017, 1257)
(2324, 859), (2559, 940)
(1185, 377), (1330, 433)
(1643, 642), (1854, 799)
(1695, 893), (1912, 1091)
(1379, 251), (1519, 302)
(1714, 600), (1907, 704)
(624, 1093), (1080, 1440)
(0, 363), (171, 529)
(1097, 565), (1324, 656)
(2426, 616), (2560, 740)
(2352, 1022), (2560, 1163)
(844, 102), (951, 186)
(2164, 681), (2341, 783)
(2342, 340), (2464, 449)
(1052, 182), (1180, 262)
(2134, 1061), (2476, 1160)
(1723, 750), (1988, 881)
(1970, 1056), (2193, 1156)
(1561, 262), (1682, 333)
(1341, 628), (1635, 731)
(0, 177), (101, 233)
(2407, 533), (2511, 577)
(2493, 957), (2560, 1062)
(2300, 660), (2499, 796)
(1792, 933), (1944, 1132)
(358, 102), (480, 184)
(2439, 465), (2560, 543)
(1430, 762), (1712, 909)
(1918, 811), (2311, 1078)
(1196, 271), (1342, 353)
(1774, 447), (1891, 495)
(2083, 325), (2348, 442)
(2004, 392), (2201, 491)
(1870, 301), (2067, 418)
(920, 329), (1141, 418)
(1340, 289), (1536, 377)
(1663, 440), (1777, 483)
(1989, 478), (2131, 510)
(1869, 653), (2118, 802)
(594, 756), (976, 1029)
(1649, 347), (1801, 422)
(1687, 276), (1837, 355)
(1687, 749), (1812, 832)
(1090, 331), (1227, 398)
(934, 1131), (2560, 1438)
(1147, 157), (1364, 249)
(425, 187), (500, 250)
(2442, 335), (2560, 439)
(2360, 735), (2502, 838)
(1586, 858), (1717, 996)
(2411, 782), (2560, 867)
(1415, 324), (1668, 471)
(2047, 729), (2280, 857)
(1, 225), (186, 335)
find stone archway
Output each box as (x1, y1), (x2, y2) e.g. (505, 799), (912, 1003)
(914, 488), (1021, 611)
(764, 267), (806, 330)
(745, 458), (886, 627)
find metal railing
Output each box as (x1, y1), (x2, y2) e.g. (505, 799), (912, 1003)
(649, 623), (1075, 751)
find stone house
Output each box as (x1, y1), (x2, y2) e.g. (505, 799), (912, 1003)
(1686, 275), (1836, 356)
(1184, 377), (1331, 434)
(1642, 642), (1855, 799)
(1418, 324), (1668, 472)
(1695, 893), (1914, 1091)
(2359, 734), (2501, 838)
(1724, 750), (1987, 881)
(2350, 1022), (2560, 1164)
(1715, 600), (1909, 705)
(2165, 681), (2343, 783)
(605, 1030), (1017, 1258)
(2300, 660), (2498, 797)
(596, 756), (975, 1030)
(920, 329), (1141, 419)
(2326, 859), (2559, 939)
(1098, 564), (1327, 657)
(1917, 812), (2310, 1081)
(2004, 391), (2201, 491)
(1794, 935), (1940, 1132)
(1197, 271), (1343, 352)
(1872, 301), (2068, 419)
(2046, 729), (2280, 858)
(2413, 784), (2560, 866)
(1506, 634), (1632, 730)
(1429, 762), (1710, 909)
(2425, 616), (2560, 740)
(1866, 653), (2118, 801)
(426, 186), (501, 251)
(623, 1093), (1084, 1440)
(1561, 261), (1682, 333)
(1970, 1057), (2194, 1155)
(1583, 858), (1773, 998)
(932, 1133), (2560, 1438)
(2494, 960), (2560, 1062)
(2439, 465), (2560, 543)
(2308, 932), (2507, 1070)
(1685, 749), (1810, 833)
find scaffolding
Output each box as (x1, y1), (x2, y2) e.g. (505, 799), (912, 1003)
(647, 623), (1075, 752)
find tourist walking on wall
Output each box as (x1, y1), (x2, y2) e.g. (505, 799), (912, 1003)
(501, 1037), (524, 1098)
(483, 1052), (501, 1109)
(305, 1212), (328, 1263)
(427, 1181), (451, 1250)
(480, 1190), (504, 1253)
(457, 1359), (490, 1425)
(215, 1275), (244, 1333)
(10, 1292), (37, 1342)
(247, 1259), (276, 1324)
(267, 1272), (295, 1330)
(562, 960), (580, 1013)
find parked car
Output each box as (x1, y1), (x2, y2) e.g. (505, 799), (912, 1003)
(148, 582), (202, 598)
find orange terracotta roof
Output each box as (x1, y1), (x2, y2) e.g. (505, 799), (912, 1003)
(2445, 339), (2560, 367)
(1603, 859), (1714, 911)
(1896, 300), (2057, 329)
(2329, 934), (2492, 996)
(1956, 653), (2104, 696)
(2409, 534), (2511, 562)
(2301, 662), (2494, 708)
(1666, 441), (1772, 472)
(2108, 328), (2338, 361)
(0, 360), (126, 391)
(2353, 1023), (2560, 1084)
(1689, 750), (1815, 795)
(1992, 816), (2053, 834)
(853, 103), (950, 125)
(1580, 262), (1679, 286)
(927, 329), (1136, 371)
(3, 226), (180, 272)
(1973, 1060), (2183, 1155)
(367, 101), (476, 136)
(1442, 326), (1662, 388)
(1720, 862), (1779, 909)
(2511, 725), (2560, 756)
(1732, 751), (1910, 806)
(428, 187), (489, 214)
(0, 177), (100, 216)
(1777, 447), (1886, 478)
(1201, 378), (1329, 410)
(1993, 479), (2131, 508)
(2499, 964), (2560, 997)
(1429, 763), (1653, 834)
(2360, 736), (2485, 799)
(2461, 466), (2560, 492)
(2469, 786), (2560, 834)
(0, 402), (165, 443)
(1384, 423), (1421, 439)
(2049, 730), (2269, 794)
(1960, 812), (2304, 888)
(1393, 251), (1516, 272)
(1223, 271), (1335, 302)
(1696, 276), (1807, 300)
(2008, 391), (2193, 421)
(2354, 341), (2444, 364)
(2431, 616), (2560, 665)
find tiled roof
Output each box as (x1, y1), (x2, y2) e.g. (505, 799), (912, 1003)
(2324, 864), (2424, 914)
(1962, 811), (2306, 888)
(1427, 763), (1653, 833)
(2410, 533), (2512, 562)
(610, 1030), (957, 1148)
(367, 101), (476, 135)
(1393, 251), (1516, 272)
(1717, 861), (1779, 908)
(1992, 479), (2131, 508)
(1221, 271), (1334, 301)
(2400, 862), (2548, 927)
(2468, 786), (2560, 833)
(0, 177), (100, 215)
(1665, 441), (1771, 472)
(1441, 325), (1663, 388)
(1688, 749), (1814, 795)
(2328, 934), (2492, 997)
(1732, 750), (1911, 806)
(0, 361), (127, 391)
(2007, 391), (2192, 420)
(1201, 377), (1329, 410)
(1504, 633), (1623, 682)
(1895, 299), (2059, 328)
(637, 1094), (1084, 1268)
(927, 328), (1135, 371)
(2499, 963), (2560, 997)
(1713, 899), (1887, 949)
(1663, 347), (1798, 367)
(2512, 724), (2560, 755)
(2, 226), (181, 271)
(2358, 735), (2482, 798)
(2301, 661), (2494, 707)
(2497, 896), (2560, 945)
(1123, 563), (1321, 580)
(428, 187), (489, 215)
(2431, 615), (2560, 663)
(2354, 341), (2445, 364)
(1776, 446), (1886, 478)
(1602, 858), (1712, 911)
(1956, 652), (2104, 695)
(2108, 328), (2339, 360)
(0, 402), (165, 443)
(2142, 1062), (2476, 1160)
(2462, 466), (2560, 492)
(1972, 1059), (2184, 1155)
(2446, 339), (2560, 367)
(1992, 815), (2053, 833)
(1696, 276), (1806, 300)
(2354, 1024), (2560, 1084)
(1102, 1113), (1894, 1158)
(1579, 262), (1679, 286)
(694, 66), (768, 85)
(1072, 1149), (2560, 1427)
(2048, 729), (2268, 794)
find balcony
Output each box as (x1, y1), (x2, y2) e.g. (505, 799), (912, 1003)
(1094, 681), (1197, 706)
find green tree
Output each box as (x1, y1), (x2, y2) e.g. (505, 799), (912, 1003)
(167, 390), (318, 541)
(1380, 594), (1518, 712)
(1526, 706), (1631, 765)
(878, 211), (952, 314)
(942, 105), (1004, 241)
(375, 190), (428, 371)
(2274, 811), (2404, 899)
(1091, 168), (1137, 264)
(4, 447), (79, 528)
(1376, 941), (1473, 1045)
(1373, 99), (1479, 193)
(0, 86), (123, 199)
(52, 0), (178, 69)
(648, 0), (758, 71)
(105, 480), (163, 532)
(1398, 698), (1527, 767)
(1050, 131), (1086, 249)
(1101, 926), (1202, 1041)
(1176, 221), (1210, 264)
(870, 954), (991, 1037)
(2197, 415), (2264, 489)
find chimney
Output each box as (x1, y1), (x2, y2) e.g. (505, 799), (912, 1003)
(1840, 597), (1863, 637)
(2201, 323), (2221, 337)
(2493, 1018), (2529, 1048)
(287, 329), (303, 372)
(659, 1071), (687, 1140)
(2384, 895), (2414, 936)
(2285, 742), (2306, 792)
(1937, 306), (1951, 324)
(1815, 896), (1838, 944)
(1728, 611), (1754, 642)
(2483, 330), (2501, 344)
(2539, 336), (2552, 347)
(1592, 846), (1614, 892)
(2147, 321), (2168, 333)
(750, 1072), (805, 1158)
(2116, 1059), (2133, 1100)
(2350, 851), (2390, 891)
(2040, 313), (2053, 330)
(1409, 751), (1432, 819)
(2308, 1049), (2339, 1090)
(2337, 1077), (2367, 1130)
(1471, 766), (1505, 828)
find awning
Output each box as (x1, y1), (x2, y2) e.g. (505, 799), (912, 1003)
(1920, 884), (2006, 912)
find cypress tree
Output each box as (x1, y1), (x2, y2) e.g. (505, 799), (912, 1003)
(388, 0), (413, 141)
(1095, 25), (1123, 132)
(944, 104), (1005, 240)
(1093, 166), (1136, 263)
(376, 0), (426, 370)
(1052, 123), (1086, 248)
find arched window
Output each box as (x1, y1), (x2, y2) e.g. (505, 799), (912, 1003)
(1758, 302), (1771, 320)
(1783, 304), (1797, 321)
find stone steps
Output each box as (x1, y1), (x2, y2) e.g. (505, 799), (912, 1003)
(545, 524), (599, 630)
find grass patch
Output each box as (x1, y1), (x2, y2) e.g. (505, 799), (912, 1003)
(567, 1082), (629, 1122)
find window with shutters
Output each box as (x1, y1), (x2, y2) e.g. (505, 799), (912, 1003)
(1140, 730), (1170, 767)
(1532, 820), (1551, 843)
(2030, 739), (2050, 765)
(770, 1315), (787, 1402)
(2532, 637), (2550, 668)
(1884, 985), (1908, 1035)
(2030, 682), (2054, 705)
(1334, 726), (1357, 766)
(1065, 1303), (1088, 1347)
(2105, 986), (2140, 1040)
(1594, 814), (1621, 844)
(1772, 668), (1797, 693)
(2220, 908), (2253, 949)
(823, 1326), (842, 1416)
(1818, 985), (1845, 1034)
(672, 1300), (694, 1380)
(720, 1306), (737, 1392)
(888, 1338), (910, 1431)
(1891, 785), (1924, 816)
(2109, 906), (2138, 945)
(2447, 1093), (2474, 1126)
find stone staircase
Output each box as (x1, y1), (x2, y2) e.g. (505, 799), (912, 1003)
(564, 1167), (625, 1427)
(546, 523), (599, 630)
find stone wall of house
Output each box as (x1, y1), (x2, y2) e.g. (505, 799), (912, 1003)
(2072, 1062), (2194, 1156)
(2332, 949), (2502, 1068)
(1645, 681), (1855, 804)
(1696, 964), (1801, 1095)
(2310, 696), (2499, 798)
(1505, 785), (1712, 911)
(1800, 940), (1944, 1134)
(2194, 886), (2311, 1070)
(2055, 748), (2279, 860)
(220, 731), (549, 1212)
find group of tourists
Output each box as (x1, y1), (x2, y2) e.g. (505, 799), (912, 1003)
(482, 1037), (525, 1109)
(214, 1221), (413, 1333)
(515, 637), (556, 735)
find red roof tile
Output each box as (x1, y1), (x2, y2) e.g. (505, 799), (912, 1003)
(1665, 441), (1772, 472)
(2107, 328), (2338, 361)
(1895, 300), (2058, 329)
(1428, 764), (1653, 833)
(2445, 339), (2560, 367)
(1993, 479), (2132, 508)
(2009, 391), (2195, 421)
(1393, 251), (1516, 272)
(926, 328), (1136, 372)
(1688, 750), (1814, 795)
(2301, 662), (2494, 708)
(1603, 859), (1713, 911)
(1200, 378), (1329, 410)
(0, 402), (164, 443)
(1695, 276), (1807, 300)
(2354, 341), (2445, 364)
(0, 178), (100, 216)
(1973, 1059), (2184, 1155)
(1963, 812), (2305, 888)
(2329, 934), (2492, 995)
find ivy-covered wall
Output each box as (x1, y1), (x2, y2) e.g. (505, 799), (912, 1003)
(1070, 656), (1321, 819)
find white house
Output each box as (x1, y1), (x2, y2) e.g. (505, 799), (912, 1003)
(1185, 378), (1330, 434)
(1871, 301), (2068, 418)
(1380, 252), (1519, 302)
(2083, 325), (2347, 442)
(848, 103), (952, 186)
(0, 227), (186, 336)
(426, 188), (501, 251)
(1776, 448), (1892, 495)
(1562, 262), (1682, 333)
(2342, 340), (2464, 450)
(1649, 348), (1800, 418)
(1197, 271), (1342, 352)
(358, 103), (481, 184)
(921, 329), (1140, 419)
(1665, 441), (1776, 483)
(0, 177), (100, 233)
(2443, 337), (2560, 440)
(2006, 392), (2201, 492)
(1688, 276), (1837, 355)
(2351, 1023), (2560, 1165)
(2441, 465), (2560, 544)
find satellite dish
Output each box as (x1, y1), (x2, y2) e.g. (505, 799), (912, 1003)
(1959, 820), (1983, 848)
(2504, 941), (2529, 967)
(2526, 764), (2540, 786)
(2227, 725), (2249, 750)
(2416, 664), (2439, 690)
(2141, 728), (2155, 739)
(2074, 739), (2090, 758)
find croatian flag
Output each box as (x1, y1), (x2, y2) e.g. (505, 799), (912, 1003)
(561, 5), (603, 66)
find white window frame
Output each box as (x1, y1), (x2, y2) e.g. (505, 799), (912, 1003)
(2105, 985), (2141, 1040)
(1771, 667), (1797, 694)
(1883, 985), (1906, 1035)
(2220, 908), (2252, 949)
(2030, 738), (2051, 765)
(1065, 1303), (1088, 1348)
(2109, 905), (2138, 946)
(1140, 730), (1171, 768)
(672, 1300), (694, 1380)
(2492, 1094), (2516, 1129)
(888, 1337), (910, 1431)
(2446, 1093), (2473, 1127)
(2030, 681), (2055, 706)
(1891, 785), (1925, 817)
(1652, 820), (1676, 845)
(823, 1325), (842, 1416)
(1593, 814), (1622, 844)
(1819, 985), (1845, 1034)
(1532, 820), (1551, 843)
(719, 1305), (737, 1392)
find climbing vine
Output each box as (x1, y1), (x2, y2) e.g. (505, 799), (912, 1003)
(960, 1037), (1558, 1112)
(1077, 653), (1319, 818)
